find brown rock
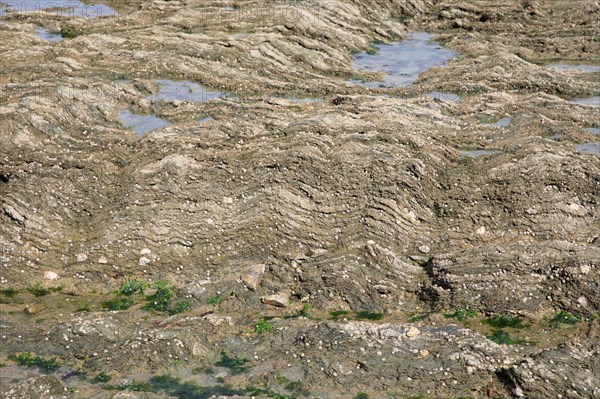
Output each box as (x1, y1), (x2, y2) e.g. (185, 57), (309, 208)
(241, 264), (265, 290)
(261, 293), (289, 307)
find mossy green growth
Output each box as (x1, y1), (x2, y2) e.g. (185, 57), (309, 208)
(255, 318), (274, 334)
(408, 314), (426, 323)
(118, 279), (146, 296)
(92, 372), (112, 383)
(8, 352), (60, 373)
(27, 282), (62, 297)
(0, 288), (17, 298)
(192, 367), (212, 375)
(170, 300), (192, 315)
(207, 295), (224, 305)
(484, 315), (524, 329)
(27, 282), (50, 297)
(354, 393), (370, 399)
(299, 304), (312, 318)
(487, 330), (515, 345)
(329, 310), (350, 320)
(355, 311), (384, 321)
(549, 311), (579, 327)
(103, 297), (134, 311)
(444, 309), (477, 323)
(143, 281), (173, 312)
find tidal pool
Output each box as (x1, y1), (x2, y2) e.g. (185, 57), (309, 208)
(547, 64), (600, 73)
(148, 80), (227, 102)
(118, 110), (171, 135)
(460, 149), (500, 157)
(350, 32), (458, 88)
(198, 116), (214, 124)
(0, 0), (118, 18)
(575, 142), (599, 156)
(269, 96), (323, 103)
(486, 117), (512, 127)
(425, 91), (460, 102)
(570, 96), (600, 106)
(35, 27), (62, 42)
(585, 127), (600, 134)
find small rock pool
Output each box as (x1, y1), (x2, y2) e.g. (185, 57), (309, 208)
(459, 149), (500, 158)
(35, 27), (62, 42)
(0, 0), (118, 18)
(547, 64), (600, 73)
(575, 142), (599, 157)
(486, 117), (512, 127)
(349, 32), (458, 88)
(570, 96), (600, 106)
(149, 80), (228, 102)
(118, 110), (172, 136)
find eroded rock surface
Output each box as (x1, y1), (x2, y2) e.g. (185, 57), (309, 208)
(0, 0), (598, 398)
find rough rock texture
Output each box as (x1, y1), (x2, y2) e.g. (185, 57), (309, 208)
(0, 0), (599, 398)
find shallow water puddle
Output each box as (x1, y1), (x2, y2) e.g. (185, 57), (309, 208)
(575, 142), (599, 156)
(149, 79), (228, 102)
(425, 91), (460, 102)
(547, 64), (600, 73)
(118, 110), (171, 135)
(570, 96), (600, 106)
(459, 149), (500, 157)
(35, 27), (62, 42)
(350, 32), (458, 88)
(119, 79), (232, 134)
(585, 127), (600, 134)
(486, 117), (512, 127)
(198, 116), (214, 124)
(269, 96), (323, 104)
(0, 0), (118, 18)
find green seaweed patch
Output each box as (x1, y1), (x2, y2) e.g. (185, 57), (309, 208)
(0, 288), (18, 298)
(118, 279), (146, 296)
(170, 300), (192, 315)
(143, 281), (173, 312)
(284, 304), (314, 320)
(444, 309), (477, 323)
(254, 318), (274, 334)
(207, 295), (224, 305)
(355, 393), (370, 399)
(27, 282), (63, 297)
(484, 315), (524, 329)
(408, 313), (427, 323)
(192, 367), (213, 375)
(329, 310), (349, 320)
(102, 297), (133, 311)
(355, 311), (384, 321)
(487, 330), (515, 345)
(92, 372), (112, 383)
(8, 352), (60, 373)
(299, 304), (312, 318)
(549, 311), (579, 328)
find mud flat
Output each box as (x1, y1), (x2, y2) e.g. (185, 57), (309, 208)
(0, 1), (599, 398)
